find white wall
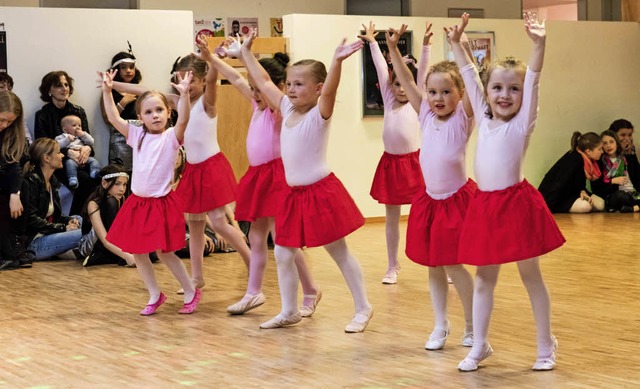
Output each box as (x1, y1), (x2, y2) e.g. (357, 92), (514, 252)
(525, 4), (578, 20)
(284, 14), (640, 217)
(1, 7), (193, 165)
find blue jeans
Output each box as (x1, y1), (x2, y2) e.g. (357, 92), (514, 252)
(28, 216), (83, 260)
(65, 157), (101, 181)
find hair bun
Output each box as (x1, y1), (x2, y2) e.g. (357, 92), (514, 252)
(273, 52), (290, 67)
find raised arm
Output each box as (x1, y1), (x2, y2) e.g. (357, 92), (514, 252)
(524, 12), (546, 72)
(108, 79), (179, 110)
(206, 37), (253, 101)
(100, 69), (129, 138)
(358, 22), (390, 94)
(416, 22), (433, 93)
(385, 24), (423, 112)
(171, 71), (193, 142)
(237, 29), (285, 109)
(194, 36), (219, 118)
(319, 38), (363, 120)
(445, 13), (473, 69)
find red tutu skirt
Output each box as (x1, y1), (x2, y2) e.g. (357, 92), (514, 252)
(458, 179), (565, 265)
(370, 150), (425, 205)
(406, 179), (477, 267)
(275, 173), (365, 248)
(106, 192), (186, 254)
(235, 158), (287, 222)
(176, 153), (238, 214)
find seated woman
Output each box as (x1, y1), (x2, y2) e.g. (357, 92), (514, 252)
(34, 70), (97, 215)
(81, 164), (136, 267)
(539, 132), (605, 213)
(21, 138), (82, 260)
(591, 130), (640, 212)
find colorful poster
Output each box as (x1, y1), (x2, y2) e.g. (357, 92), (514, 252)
(0, 29), (6, 73)
(226, 17), (259, 37)
(361, 30), (412, 116)
(194, 17), (225, 47)
(445, 31), (495, 71)
(270, 18), (283, 37)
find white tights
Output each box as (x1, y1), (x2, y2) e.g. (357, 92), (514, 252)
(468, 257), (554, 359)
(274, 238), (370, 316)
(134, 251), (195, 304)
(428, 265), (474, 331)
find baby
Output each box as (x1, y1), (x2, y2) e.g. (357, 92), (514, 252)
(55, 115), (100, 188)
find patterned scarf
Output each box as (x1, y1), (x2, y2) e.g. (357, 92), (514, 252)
(602, 154), (627, 183)
(577, 149), (601, 180)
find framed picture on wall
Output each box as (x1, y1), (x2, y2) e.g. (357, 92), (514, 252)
(361, 30), (412, 117)
(445, 31), (495, 72)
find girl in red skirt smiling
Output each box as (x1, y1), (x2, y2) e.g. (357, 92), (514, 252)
(238, 29), (373, 332)
(101, 69), (202, 316)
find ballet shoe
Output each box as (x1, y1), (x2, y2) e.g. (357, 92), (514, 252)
(425, 321), (450, 350)
(532, 336), (558, 371)
(461, 329), (474, 347)
(259, 312), (302, 329)
(226, 293), (266, 315)
(344, 306), (374, 333)
(458, 343), (493, 371)
(381, 267), (400, 284)
(300, 289), (322, 318)
(177, 277), (206, 295)
(140, 292), (167, 316)
(178, 288), (202, 314)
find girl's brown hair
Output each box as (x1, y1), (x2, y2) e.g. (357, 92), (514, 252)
(571, 131), (601, 152)
(291, 59), (327, 83)
(38, 71), (74, 103)
(600, 130), (622, 157)
(0, 90), (27, 164)
(425, 60), (465, 94)
(481, 57), (527, 118)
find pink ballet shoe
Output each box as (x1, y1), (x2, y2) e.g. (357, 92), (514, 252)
(178, 288), (202, 314)
(140, 292), (167, 316)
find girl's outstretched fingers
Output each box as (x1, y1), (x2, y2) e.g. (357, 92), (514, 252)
(358, 21), (378, 43)
(423, 21), (433, 45)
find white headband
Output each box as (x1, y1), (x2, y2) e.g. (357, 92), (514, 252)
(102, 172), (129, 180)
(111, 58), (136, 68)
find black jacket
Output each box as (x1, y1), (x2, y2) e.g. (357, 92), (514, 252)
(538, 151), (587, 213)
(34, 101), (93, 157)
(20, 167), (71, 245)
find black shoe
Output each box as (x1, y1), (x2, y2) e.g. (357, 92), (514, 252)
(620, 206), (634, 213)
(0, 260), (19, 271)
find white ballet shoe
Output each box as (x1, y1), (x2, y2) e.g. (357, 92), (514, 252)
(344, 306), (374, 333)
(425, 321), (450, 350)
(259, 312), (302, 329)
(300, 289), (322, 318)
(532, 336), (558, 371)
(458, 343), (493, 372)
(461, 329), (474, 347)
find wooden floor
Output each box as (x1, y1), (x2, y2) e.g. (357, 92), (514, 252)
(1, 213), (640, 388)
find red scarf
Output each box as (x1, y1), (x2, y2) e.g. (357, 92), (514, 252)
(577, 149), (601, 180)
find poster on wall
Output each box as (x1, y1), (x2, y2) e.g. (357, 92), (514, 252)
(0, 25), (6, 73)
(194, 17), (225, 48)
(445, 31), (495, 71)
(270, 18), (283, 37)
(226, 17), (259, 37)
(361, 30), (412, 117)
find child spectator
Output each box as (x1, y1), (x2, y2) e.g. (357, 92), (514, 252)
(55, 115), (101, 188)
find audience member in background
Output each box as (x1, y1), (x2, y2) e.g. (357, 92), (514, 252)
(591, 130), (640, 212)
(608, 119), (640, 188)
(20, 138), (83, 260)
(34, 71), (98, 215)
(538, 132), (605, 213)
(55, 114), (101, 188)
(0, 72), (33, 144)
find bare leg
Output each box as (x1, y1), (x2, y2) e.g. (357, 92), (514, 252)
(209, 207), (251, 269)
(187, 218), (206, 283)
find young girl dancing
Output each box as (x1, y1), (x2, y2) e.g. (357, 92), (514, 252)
(201, 37), (321, 316)
(238, 29), (373, 332)
(101, 69), (202, 315)
(448, 13), (565, 371)
(385, 23), (475, 350)
(358, 22), (425, 285)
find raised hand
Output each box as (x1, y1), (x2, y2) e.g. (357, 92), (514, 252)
(524, 12), (546, 43)
(358, 21), (379, 43)
(444, 12), (469, 44)
(100, 69), (118, 92)
(240, 28), (258, 53)
(423, 21), (433, 46)
(385, 24), (407, 49)
(195, 36), (214, 62)
(171, 70), (193, 95)
(226, 34), (243, 58)
(334, 38), (364, 61)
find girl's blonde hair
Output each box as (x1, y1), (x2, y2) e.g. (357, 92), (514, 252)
(425, 61), (465, 94)
(481, 57), (527, 118)
(134, 91), (172, 151)
(0, 90), (27, 164)
(290, 59), (327, 83)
